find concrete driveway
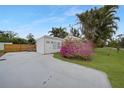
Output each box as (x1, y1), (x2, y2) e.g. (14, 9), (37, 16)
(0, 52), (111, 88)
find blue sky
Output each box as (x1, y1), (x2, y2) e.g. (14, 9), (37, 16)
(0, 5), (123, 39)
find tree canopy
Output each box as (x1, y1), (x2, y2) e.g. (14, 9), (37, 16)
(0, 30), (35, 44)
(26, 33), (36, 44)
(77, 5), (120, 47)
(0, 30), (17, 42)
(48, 27), (68, 38)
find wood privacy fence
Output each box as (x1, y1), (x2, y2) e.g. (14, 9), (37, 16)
(4, 44), (36, 52)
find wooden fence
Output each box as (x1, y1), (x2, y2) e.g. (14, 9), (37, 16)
(4, 44), (36, 52)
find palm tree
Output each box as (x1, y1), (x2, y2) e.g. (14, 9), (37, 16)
(77, 5), (120, 46)
(70, 27), (80, 37)
(48, 27), (68, 38)
(48, 27), (59, 37)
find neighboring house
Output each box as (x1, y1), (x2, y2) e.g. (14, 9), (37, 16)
(36, 35), (63, 54)
(0, 42), (12, 50)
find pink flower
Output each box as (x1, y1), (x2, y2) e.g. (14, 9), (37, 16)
(60, 37), (93, 59)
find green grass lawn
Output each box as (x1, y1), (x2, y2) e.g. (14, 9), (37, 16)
(53, 48), (124, 88)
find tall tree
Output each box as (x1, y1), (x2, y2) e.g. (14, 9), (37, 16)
(77, 5), (120, 47)
(4, 31), (17, 39)
(26, 33), (36, 44)
(0, 30), (17, 42)
(48, 27), (68, 38)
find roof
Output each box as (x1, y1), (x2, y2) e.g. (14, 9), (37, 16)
(37, 35), (63, 41)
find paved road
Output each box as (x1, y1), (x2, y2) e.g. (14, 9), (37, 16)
(0, 52), (111, 88)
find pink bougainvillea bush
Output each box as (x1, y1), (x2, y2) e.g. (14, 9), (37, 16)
(78, 40), (93, 59)
(60, 36), (93, 60)
(60, 37), (80, 57)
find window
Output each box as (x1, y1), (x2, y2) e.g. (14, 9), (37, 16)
(57, 42), (61, 49)
(46, 41), (50, 43)
(52, 42), (61, 49)
(53, 42), (56, 49)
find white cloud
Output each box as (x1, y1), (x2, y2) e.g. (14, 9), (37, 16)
(13, 16), (67, 38)
(32, 16), (65, 25)
(15, 16), (66, 31)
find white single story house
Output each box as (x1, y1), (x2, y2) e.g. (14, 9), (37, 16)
(0, 42), (12, 50)
(36, 35), (63, 54)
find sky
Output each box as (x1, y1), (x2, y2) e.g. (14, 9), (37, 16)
(0, 5), (123, 39)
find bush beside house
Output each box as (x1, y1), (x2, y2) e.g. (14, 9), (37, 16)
(60, 36), (93, 60)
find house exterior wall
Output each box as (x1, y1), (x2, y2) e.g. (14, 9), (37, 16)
(36, 37), (44, 54)
(36, 36), (63, 54)
(44, 38), (62, 54)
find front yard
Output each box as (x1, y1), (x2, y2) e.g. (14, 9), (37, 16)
(54, 48), (124, 88)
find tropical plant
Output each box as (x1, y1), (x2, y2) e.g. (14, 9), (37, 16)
(48, 27), (68, 38)
(70, 27), (80, 37)
(77, 5), (120, 47)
